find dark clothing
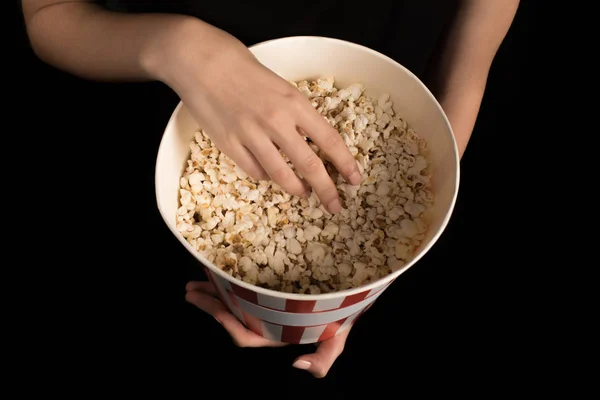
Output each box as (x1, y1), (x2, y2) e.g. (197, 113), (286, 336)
(100, 0), (457, 80)
(18, 0), (536, 391)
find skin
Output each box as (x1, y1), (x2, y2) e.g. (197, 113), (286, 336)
(22, 0), (361, 214)
(22, 0), (520, 378)
(427, 0), (521, 158)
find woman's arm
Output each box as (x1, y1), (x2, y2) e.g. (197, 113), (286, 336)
(21, 0), (361, 214)
(21, 0), (242, 83)
(427, 0), (520, 158)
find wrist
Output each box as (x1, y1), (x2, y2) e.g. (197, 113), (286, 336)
(140, 16), (247, 91)
(139, 15), (200, 83)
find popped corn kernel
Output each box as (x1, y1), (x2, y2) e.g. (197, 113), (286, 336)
(177, 78), (434, 294)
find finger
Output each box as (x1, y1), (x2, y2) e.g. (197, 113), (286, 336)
(245, 136), (311, 197)
(217, 312), (289, 348)
(292, 327), (351, 378)
(185, 287), (227, 315)
(275, 133), (341, 213)
(185, 281), (218, 296)
(184, 290), (287, 348)
(225, 143), (270, 181)
(298, 105), (361, 186)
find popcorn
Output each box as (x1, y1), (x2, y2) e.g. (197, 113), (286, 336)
(177, 77), (434, 294)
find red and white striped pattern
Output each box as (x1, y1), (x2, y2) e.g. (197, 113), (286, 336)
(205, 268), (393, 344)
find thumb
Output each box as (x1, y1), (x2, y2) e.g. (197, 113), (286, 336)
(292, 328), (351, 378)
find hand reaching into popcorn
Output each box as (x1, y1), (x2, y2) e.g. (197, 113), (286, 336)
(164, 38), (362, 214)
(185, 281), (349, 378)
(23, 0), (521, 379)
(22, 2), (360, 214)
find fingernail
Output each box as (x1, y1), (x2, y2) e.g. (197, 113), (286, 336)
(327, 198), (341, 214)
(214, 316), (221, 324)
(348, 171), (362, 185)
(292, 360), (311, 370)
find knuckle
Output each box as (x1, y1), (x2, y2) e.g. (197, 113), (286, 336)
(270, 168), (304, 195)
(290, 92), (309, 110)
(338, 157), (358, 176)
(322, 129), (342, 150)
(302, 152), (324, 174)
(270, 166), (294, 182)
(184, 292), (194, 304)
(237, 121), (266, 145)
(214, 132), (237, 151)
(317, 185), (338, 203)
(236, 115), (258, 135)
(262, 107), (289, 130)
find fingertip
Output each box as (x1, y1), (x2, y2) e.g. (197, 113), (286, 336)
(212, 309), (228, 325)
(313, 371), (327, 379)
(184, 289), (200, 306)
(292, 359), (311, 371)
(347, 171), (362, 186)
(293, 358), (327, 377)
(326, 198), (341, 214)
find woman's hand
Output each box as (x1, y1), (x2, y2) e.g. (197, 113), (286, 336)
(153, 23), (361, 213)
(185, 281), (350, 378)
(23, 1), (359, 213)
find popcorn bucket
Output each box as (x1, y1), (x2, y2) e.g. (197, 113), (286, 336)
(155, 36), (460, 344)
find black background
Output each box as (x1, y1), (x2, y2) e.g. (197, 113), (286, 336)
(12, 0), (541, 395)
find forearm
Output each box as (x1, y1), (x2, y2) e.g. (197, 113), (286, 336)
(427, 0), (520, 158)
(22, 1), (237, 84)
(438, 81), (486, 159)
